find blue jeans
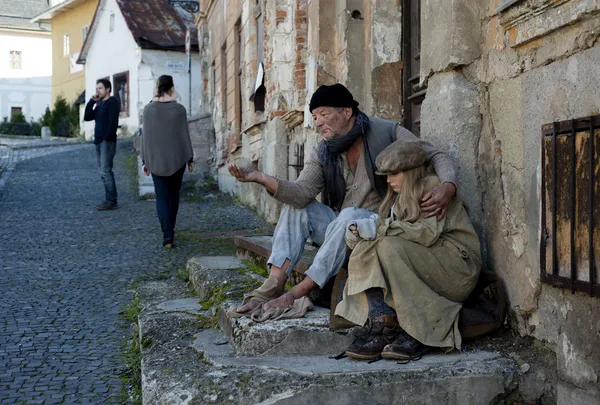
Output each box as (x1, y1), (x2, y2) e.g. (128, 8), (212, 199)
(151, 165), (186, 243)
(95, 141), (117, 203)
(268, 201), (375, 287)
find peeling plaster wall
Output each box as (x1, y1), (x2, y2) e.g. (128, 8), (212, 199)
(420, 1), (600, 403)
(198, 0), (400, 223)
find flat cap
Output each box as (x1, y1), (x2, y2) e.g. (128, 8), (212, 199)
(375, 141), (427, 175)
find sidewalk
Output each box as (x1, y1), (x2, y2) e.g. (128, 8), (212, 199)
(0, 135), (86, 150)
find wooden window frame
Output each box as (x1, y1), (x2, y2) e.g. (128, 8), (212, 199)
(541, 115), (599, 297)
(112, 71), (130, 117)
(221, 44), (227, 121)
(235, 20), (243, 134)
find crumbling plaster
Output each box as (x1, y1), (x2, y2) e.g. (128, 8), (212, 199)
(421, 2), (600, 401)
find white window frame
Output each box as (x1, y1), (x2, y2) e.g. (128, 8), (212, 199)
(63, 33), (70, 56)
(9, 50), (22, 69)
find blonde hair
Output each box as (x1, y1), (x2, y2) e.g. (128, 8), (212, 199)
(378, 165), (427, 222)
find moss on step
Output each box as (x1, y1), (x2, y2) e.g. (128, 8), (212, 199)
(119, 294), (142, 405)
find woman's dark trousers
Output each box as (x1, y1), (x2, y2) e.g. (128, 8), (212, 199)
(151, 165), (186, 243)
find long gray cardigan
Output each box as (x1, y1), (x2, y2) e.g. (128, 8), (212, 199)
(142, 101), (193, 177)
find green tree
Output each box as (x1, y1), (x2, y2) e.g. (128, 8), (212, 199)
(50, 96), (72, 137)
(40, 106), (52, 127)
(10, 112), (26, 123)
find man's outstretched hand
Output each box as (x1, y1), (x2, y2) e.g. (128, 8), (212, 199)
(421, 182), (456, 219)
(228, 163), (261, 183)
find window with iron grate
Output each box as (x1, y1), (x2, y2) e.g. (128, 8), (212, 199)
(541, 115), (600, 296)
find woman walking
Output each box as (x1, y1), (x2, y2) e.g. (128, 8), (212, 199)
(142, 75), (194, 248)
(337, 141), (481, 361)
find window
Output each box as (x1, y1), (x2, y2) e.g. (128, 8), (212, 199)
(9, 51), (22, 69)
(250, 6), (265, 112)
(113, 71), (129, 117)
(221, 44), (227, 121)
(402, 0), (426, 136)
(109, 13), (115, 32)
(236, 21), (243, 133)
(10, 107), (23, 121)
(541, 115), (600, 296)
(63, 34), (70, 56)
(211, 63), (216, 102)
(82, 25), (89, 42)
(255, 2), (264, 64)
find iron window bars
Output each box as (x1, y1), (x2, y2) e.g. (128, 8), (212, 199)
(541, 115), (599, 296)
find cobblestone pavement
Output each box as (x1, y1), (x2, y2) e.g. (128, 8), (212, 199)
(0, 140), (269, 404)
(0, 140), (83, 183)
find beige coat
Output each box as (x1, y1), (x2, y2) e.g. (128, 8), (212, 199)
(335, 176), (481, 350)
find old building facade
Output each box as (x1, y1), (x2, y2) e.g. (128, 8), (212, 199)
(0, 0), (52, 121)
(197, 1), (600, 403)
(31, 0), (100, 105)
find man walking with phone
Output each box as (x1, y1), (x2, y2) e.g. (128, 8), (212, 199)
(84, 78), (121, 210)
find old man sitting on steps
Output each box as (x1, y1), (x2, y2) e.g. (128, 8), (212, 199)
(227, 83), (458, 321)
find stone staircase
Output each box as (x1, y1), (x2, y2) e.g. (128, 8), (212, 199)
(137, 236), (521, 405)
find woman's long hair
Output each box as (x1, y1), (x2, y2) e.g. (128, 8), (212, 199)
(155, 75), (174, 97)
(378, 165), (427, 222)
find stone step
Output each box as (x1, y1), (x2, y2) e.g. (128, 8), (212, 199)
(187, 255), (264, 301)
(138, 274), (521, 404)
(187, 255), (351, 357)
(192, 327), (518, 404)
(234, 235), (318, 274)
(217, 300), (354, 357)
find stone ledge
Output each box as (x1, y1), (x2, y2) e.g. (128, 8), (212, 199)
(234, 235), (318, 274)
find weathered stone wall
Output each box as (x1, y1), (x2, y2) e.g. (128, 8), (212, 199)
(188, 113), (215, 176)
(420, 1), (600, 403)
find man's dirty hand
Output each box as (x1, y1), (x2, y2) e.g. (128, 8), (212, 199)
(420, 182), (456, 219)
(228, 164), (260, 183)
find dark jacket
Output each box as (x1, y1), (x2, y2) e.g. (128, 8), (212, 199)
(84, 96), (120, 144)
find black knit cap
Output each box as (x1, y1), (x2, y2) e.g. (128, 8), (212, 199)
(309, 83), (360, 114)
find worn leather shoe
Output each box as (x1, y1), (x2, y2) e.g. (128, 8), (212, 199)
(345, 315), (399, 361)
(381, 329), (429, 361)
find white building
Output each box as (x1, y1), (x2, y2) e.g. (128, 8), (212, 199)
(77, 0), (201, 140)
(0, 0), (51, 122)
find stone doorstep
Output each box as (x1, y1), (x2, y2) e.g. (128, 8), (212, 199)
(193, 327), (518, 405)
(138, 279), (519, 405)
(234, 235), (318, 274)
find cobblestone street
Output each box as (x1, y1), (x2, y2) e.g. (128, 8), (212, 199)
(0, 140), (268, 404)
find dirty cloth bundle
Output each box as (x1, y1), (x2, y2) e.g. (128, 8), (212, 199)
(335, 176), (482, 350)
(226, 277), (314, 322)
